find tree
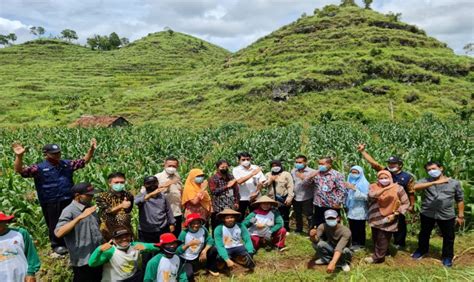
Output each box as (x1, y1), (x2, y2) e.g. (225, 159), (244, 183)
(363, 0), (373, 9)
(60, 29), (78, 42)
(108, 32), (121, 49)
(164, 26), (174, 36)
(0, 35), (8, 46)
(387, 12), (402, 22)
(463, 43), (473, 55)
(120, 37), (130, 46)
(340, 0), (357, 7)
(30, 26), (45, 38)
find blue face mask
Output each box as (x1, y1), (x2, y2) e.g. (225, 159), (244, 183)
(295, 163), (305, 170)
(112, 183), (125, 192)
(319, 165), (328, 172)
(326, 219), (337, 227)
(195, 176), (205, 184)
(349, 173), (361, 180)
(428, 169), (442, 178)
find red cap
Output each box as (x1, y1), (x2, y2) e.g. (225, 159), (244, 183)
(0, 212), (14, 222)
(184, 213), (205, 227)
(154, 233), (180, 247)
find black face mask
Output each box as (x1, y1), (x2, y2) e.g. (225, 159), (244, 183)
(162, 246), (177, 257)
(145, 184), (158, 193)
(219, 169), (228, 175)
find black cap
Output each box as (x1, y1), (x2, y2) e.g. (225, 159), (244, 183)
(387, 156), (403, 164)
(71, 182), (95, 195)
(144, 176), (158, 185)
(43, 144), (61, 154)
(112, 228), (132, 238)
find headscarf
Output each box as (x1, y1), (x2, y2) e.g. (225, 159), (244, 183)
(182, 168), (211, 212)
(345, 165), (370, 209)
(369, 170), (400, 216)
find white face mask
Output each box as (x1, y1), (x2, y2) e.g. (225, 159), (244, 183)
(165, 167), (177, 175)
(387, 167), (399, 173)
(241, 160), (251, 167)
(271, 166), (282, 173)
(378, 179), (391, 186)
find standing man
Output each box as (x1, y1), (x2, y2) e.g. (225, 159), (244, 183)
(12, 139), (97, 256)
(96, 172), (134, 241)
(411, 161), (464, 267)
(357, 144), (415, 249)
(303, 157), (347, 228)
(154, 156), (183, 237)
(55, 183), (103, 282)
(291, 155), (315, 235)
(232, 152), (266, 219)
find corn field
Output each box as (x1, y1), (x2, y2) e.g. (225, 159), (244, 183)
(0, 116), (472, 247)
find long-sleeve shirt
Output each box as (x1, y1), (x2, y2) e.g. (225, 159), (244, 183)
(177, 227), (214, 261)
(0, 227), (41, 281)
(264, 171), (295, 202)
(303, 169), (347, 208)
(346, 189), (369, 220)
(315, 223), (352, 252)
(89, 242), (157, 281)
(291, 167), (316, 202)
(143, 253), (188, 282)
(232, 165), (266, 201)
(208, 172), (240, 213)
(96, 190), (134, 234)
(135, 192), (175, 232)
(155, 171), (183, 217)
(368, 185), (410, 232)
(213, 223), (255, 261)
(243, 209), (284, 236)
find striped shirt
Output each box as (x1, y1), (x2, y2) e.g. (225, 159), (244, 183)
(368, 185), (409, 232)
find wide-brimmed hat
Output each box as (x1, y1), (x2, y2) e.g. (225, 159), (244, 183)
(251, 195), (278, 207)
(217, 208), (241, 219)
(0, 212), (14, 222)
(184, 213), (206, 227)
(154, 233), (182, 247)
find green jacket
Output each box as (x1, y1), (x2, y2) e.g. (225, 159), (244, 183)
(213, 223), (255, 261)
(143, 253), (188, 282)
(176, 227), (214, 255)
(6, 227), (41, 276)
(88, 242), (157, 267)
(242, 209), (284, 234)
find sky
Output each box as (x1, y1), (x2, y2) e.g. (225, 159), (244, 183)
(0, 0), (472, 54)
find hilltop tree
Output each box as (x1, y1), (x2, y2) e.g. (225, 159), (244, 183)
(363, 0), (373, 9)
(87, 33), (126, 50)
(164, 26), (174, 36)
(30, 26), (45, 38)
(60, 29), (78, 42)
(463, 43), (473, 55)
(340, 0), (357, 7)
(0, 35), (8, 46)
(120, 37), (130, 46)
(108, 32), (121, 49)
(0, 33), (17, 46)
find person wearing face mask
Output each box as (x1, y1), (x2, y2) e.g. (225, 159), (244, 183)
(344, 166), (369, 250)
(243, 196), (287, 252)
(135, 176), (176, 268)
(89, 229), (158, 282)
(411, 161), (464, 267)
(309, 209), (352, 273)
(291, 155), (316, 235)
(357, 144), (415, 249)
(303, 157), (347, 228)
(177, 213), (219, 280)
(364, 170), (409, 264)
(232, 152), (267, 219)
(208, 160), (240, 231)
(96, 172), (134, 241)
(182, 169), (212, 223)
(264, 160), (294, 232)
(12, 139), (97, 256)
(0, 211), (41, 282)
(55, 183), (103, 282)
(154, 157), (183, 237)
(144, 233), (187, 282)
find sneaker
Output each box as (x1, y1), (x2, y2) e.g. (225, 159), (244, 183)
(442, 258), (453, 267)
(53, 246), (68, 256)
(364, 257), (375, 264)
(278, 246), (288, 252)
(411, 251), (425, 260)
(315, 258), (327, 265)
(208, 270), (220, 277)
(341, 263), (351, 272)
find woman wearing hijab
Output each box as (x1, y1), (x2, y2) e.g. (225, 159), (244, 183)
(364, 170), (409, 264)
(182, 169), (212, 223)
(345, 166), (369, 250)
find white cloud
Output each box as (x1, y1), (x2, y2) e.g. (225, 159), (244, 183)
(0, 0), (472, 54)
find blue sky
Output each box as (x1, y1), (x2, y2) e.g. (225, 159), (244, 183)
(0, 0), (472, 54)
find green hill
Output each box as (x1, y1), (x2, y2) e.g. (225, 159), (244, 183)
(0, 32), (230, 125)
(0, 4), (473, 127)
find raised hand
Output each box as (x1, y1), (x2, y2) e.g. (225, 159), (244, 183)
(100, 240), (114, 252)
(78, 206), (97, 220)
(357, 144), (366, 152)
(134, 243), (145, 251)
(90, 138), (98, 150)
(12, 143), (26, 156)
(121, 198), (131, 209)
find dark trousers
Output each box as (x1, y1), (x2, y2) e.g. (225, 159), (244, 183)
(238, 201), (255, 221)
(313, 241), (352, 265)
(393, 213), (407, 247)
(72, 265), (102, 282)
(40, 199), (71, 249)
(173, 215), (183, 238)
(293, 199), (313, 233)
(416, 214), (455, 259)
(312, 206), (341, 228)
(211, 212), (222, 234)
(278, 204), (291, 232)
(182, 246), (219, 281)
(349, 219), (366, 246)
(217, 245), (255, 269)
(371, 227), (393, 263)
(139, 228), (170, 269)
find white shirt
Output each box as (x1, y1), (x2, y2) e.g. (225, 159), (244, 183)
(180, 229), (205, 261)
(102, 247), (139, 282)
(155, 171), (183, 216)
(232, 165), (266, 201)
(156, 255), (180, 282)
(248, 212), (274, 237)
(0, 230), (27, 282)
(222, 225), (244, 249)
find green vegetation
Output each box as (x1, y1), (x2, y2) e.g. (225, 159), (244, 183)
(0, 4), (472, 127)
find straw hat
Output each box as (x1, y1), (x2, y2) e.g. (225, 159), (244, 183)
(217, 208), (241, 219)
(251, 195), (278, 207)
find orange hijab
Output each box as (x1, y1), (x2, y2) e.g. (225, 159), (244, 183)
(370, 170), (400, 216)
(182, 168), (211, 212)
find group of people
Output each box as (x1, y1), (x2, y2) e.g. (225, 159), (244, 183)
(0, 139), (465, 281)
